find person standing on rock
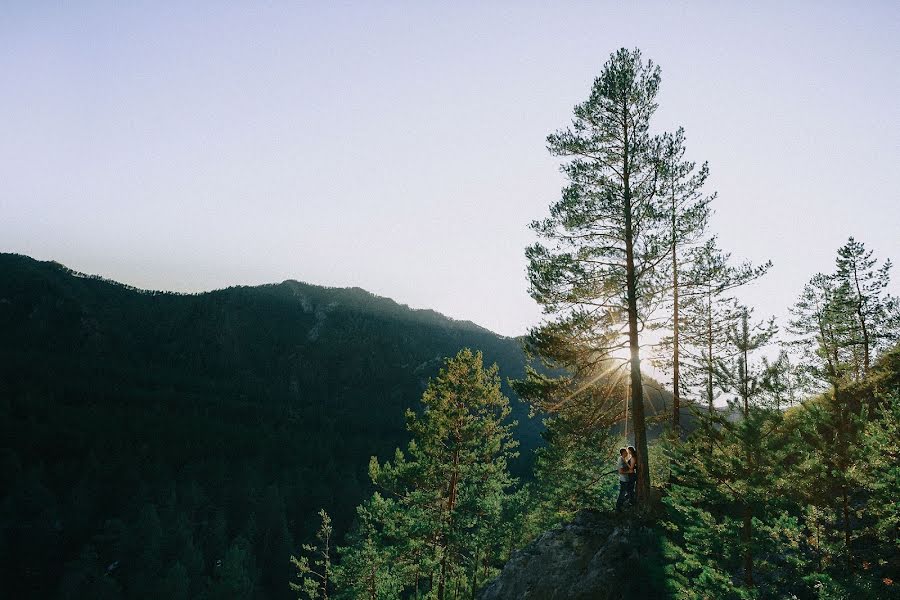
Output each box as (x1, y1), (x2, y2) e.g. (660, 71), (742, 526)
(626, 446), (638, 505)
(616, 447), (632, 511)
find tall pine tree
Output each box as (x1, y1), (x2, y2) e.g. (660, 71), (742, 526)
(526, 48), (668, 505)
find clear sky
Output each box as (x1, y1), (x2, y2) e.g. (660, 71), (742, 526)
(2, 1), (898, 337)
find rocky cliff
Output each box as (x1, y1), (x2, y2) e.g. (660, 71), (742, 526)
(479, 510), (668, 600)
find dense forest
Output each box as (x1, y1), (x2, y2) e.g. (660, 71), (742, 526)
(0, 253), (548, 599)
(2, 47), (898, 600)
(287, 49), (900, 600)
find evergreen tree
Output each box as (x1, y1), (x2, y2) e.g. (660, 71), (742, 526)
(788, 270), (872, 568)
(854, 390), (900, 566)
(834, 237), (899, 377)
(788, 272), (856, 395)
(677, 239), (770, 412)
(212, 536), (256, 600)
(335, 494), (404, 600)
(309, 349), (518, 599)
(291, 510), (333, 600)
(665, 400), (794, 593)
(526, 47), (669, 505)
(759, 349), (797, 411)
(714, 305), (777, 417)
(528, 415), (617, 531)
(655, 127), (713, 434)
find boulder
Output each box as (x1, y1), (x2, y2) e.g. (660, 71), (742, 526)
(479, 510), (667, 600)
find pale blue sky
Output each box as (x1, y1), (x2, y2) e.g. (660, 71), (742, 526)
(2, 1), (898, 337)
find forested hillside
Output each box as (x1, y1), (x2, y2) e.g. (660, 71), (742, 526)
(0, 253), (544, 599)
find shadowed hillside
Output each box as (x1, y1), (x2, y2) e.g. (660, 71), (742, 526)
(0, 253), (544, 599)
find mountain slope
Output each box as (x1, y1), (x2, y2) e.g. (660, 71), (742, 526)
(0, 253), (539, 599)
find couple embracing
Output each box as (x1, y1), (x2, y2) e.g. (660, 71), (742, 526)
(615, 446), (639, 511)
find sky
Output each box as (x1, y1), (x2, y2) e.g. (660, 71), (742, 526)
(2, 1), (898, 338)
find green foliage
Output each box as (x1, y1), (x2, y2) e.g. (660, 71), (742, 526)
(319, 349), (519, 599)
(664, 401), (797, 595)
(855, 391), (900, 560)
(654, 126), (713, 432)
(527, 416), (618, 532)
(334, 494), (404, 600)
(714, 305), (778, 415)
(834, 237), (899, 375)
(290, 510), (333, 600)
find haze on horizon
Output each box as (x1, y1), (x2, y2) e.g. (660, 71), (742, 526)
(2, 1), (898, 337)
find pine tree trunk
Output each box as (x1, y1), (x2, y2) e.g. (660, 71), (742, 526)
(622, 108), (650, 505)
(671, 198), (681, 436)
(438, 447), (461, 600)
(851, 263), (871, 373)
(706, 289), (714, 413)
(741, 310), (750, 417)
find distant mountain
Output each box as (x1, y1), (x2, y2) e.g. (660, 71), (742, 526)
(0, 253), (542, 599)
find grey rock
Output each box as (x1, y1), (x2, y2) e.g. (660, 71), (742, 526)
(479, 510), (664, 600)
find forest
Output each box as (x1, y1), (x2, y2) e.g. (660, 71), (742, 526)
(1, 48), (898, 600)
(287, 49), (900, 600)
(0, 254), (543, 599)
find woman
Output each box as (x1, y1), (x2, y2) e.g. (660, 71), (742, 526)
(626, 446), (638, 505)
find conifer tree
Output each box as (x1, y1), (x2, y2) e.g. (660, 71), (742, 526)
(655, 127), (713, 434)
(665, 403), (793, 592)
(335, 494), (403, 600)
(331, 349), (517, 599)
(213, 536), (256, 600)
(788, 272), (855, 395)
(678, 240), (770, 412)
(526, 48), (669, 505)
(528, 415), (617, 531)
(714, 305), (777, 417)
(290, 510), (333, 600)
(788, 269), (871, 569)
(854, 390), (900, 563)
(834, 237), (899, 376)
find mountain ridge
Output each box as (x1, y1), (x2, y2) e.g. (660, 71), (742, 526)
(4, 252), (507, 339)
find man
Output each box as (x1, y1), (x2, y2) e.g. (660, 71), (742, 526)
(626, 446), (638, 504)
(616, 447), (631, 511)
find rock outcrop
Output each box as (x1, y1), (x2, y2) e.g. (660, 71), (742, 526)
(479, 510), (667, 600)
